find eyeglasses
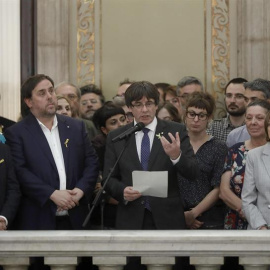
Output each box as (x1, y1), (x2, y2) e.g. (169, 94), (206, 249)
(131, 101), (156, 110)
(81, 99), (99, 106)
(186, 111), (208, 121)
(225, 93), (246, 101)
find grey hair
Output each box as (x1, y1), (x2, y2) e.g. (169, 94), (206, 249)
(244, 79), (270, 99)
(176, 76), (203, 95)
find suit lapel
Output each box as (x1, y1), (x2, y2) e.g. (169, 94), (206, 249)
(262, 143), (270, 178)
(129, 132), (142, 169)
(57, 115), (71, 174)
(24, 114), (57, 171)
(148, 120), (166, 170)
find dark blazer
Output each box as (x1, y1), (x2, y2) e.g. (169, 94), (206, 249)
(103, 119), (198, 230)
(5, 113), (99, 230)
(0, 144), (21, 226)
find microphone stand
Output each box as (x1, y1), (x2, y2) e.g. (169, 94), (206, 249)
(83, 139), (129, 228)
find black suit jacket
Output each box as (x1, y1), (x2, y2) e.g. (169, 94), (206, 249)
(0, 144), (21, 226)
(5, 113), (99, 230)
(103, 119), (198, 229)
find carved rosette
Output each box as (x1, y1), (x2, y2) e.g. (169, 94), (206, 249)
(77, 0), (95, 87)
(211, 0), (229, 118)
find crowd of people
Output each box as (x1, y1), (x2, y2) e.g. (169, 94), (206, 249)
(1, 74), (270, 270)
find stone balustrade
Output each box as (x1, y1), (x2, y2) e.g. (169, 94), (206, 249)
(0, 230), (269, 270)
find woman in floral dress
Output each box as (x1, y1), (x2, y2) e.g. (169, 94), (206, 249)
(220, 99), (270, 229)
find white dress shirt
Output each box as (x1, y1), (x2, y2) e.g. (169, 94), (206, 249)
(37, 116), (68, 216)
(134, 117), (180, 164)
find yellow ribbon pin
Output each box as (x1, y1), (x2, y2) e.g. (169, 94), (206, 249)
(64, 139), (69, 148)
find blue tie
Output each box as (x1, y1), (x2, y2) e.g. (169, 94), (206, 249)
(141, 128), (151, 211)
(141, 128), (150, 171)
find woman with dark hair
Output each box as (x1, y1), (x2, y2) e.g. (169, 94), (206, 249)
(92, 102), (127, 169)
(220, 99), (270, 230)
(157, 102), (182, 122)
(91, 102), (127, 229)
(179, 91), (227, 229)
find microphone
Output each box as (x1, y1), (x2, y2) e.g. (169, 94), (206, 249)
(112, 122), (145, 142)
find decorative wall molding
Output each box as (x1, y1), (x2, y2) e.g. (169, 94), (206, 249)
(237, 0), (270, 80)
(211, 0), (230, 118)
(76, 0), (232, 117)
(76, 0), (95, 87)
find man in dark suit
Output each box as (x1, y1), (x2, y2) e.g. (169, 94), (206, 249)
(0, 143), (21, 230)
(103, 81), (198, 230)
(5, 74), (99, 230)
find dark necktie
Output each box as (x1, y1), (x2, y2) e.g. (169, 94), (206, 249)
(141, 128), (150, 171)
(141, 128), (151, 211)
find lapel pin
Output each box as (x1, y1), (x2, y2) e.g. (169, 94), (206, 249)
(156, 132), (163, 140)
(0, 159), (4, 164)
(64, 139), (69, 148)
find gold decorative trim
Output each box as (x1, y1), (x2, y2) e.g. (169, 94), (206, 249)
(211, 0), (230, 118)
(76, 0), (95, 87)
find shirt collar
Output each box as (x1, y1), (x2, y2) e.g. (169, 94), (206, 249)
(134, 117), (157, 133)
(225, 113), (245, 128)
(37, 115), (58, 130)
(223, 114), (232, 128)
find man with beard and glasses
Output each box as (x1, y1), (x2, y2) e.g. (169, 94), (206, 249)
(207, 78), (248, 142)
(226, 78), (270, 147)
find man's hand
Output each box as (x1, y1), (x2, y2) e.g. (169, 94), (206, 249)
(0, 217), (7, 230)
(123, 186), (141, 201)
(50, 190), (76, 210)
(70, 188), (84, 206)
(160, 132), (181, 160)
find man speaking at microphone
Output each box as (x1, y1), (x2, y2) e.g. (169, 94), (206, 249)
(103, 81), (198, 231)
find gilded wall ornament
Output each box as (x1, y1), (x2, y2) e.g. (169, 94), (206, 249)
(210, 0), (230, 118)
(77, 0), (95, 86)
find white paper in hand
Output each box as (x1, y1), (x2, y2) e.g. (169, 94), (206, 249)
(132, 171), (168, 198)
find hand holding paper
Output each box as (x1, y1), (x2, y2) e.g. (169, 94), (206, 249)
(132, 171), (168, 198)
(123, 186), (141, 201)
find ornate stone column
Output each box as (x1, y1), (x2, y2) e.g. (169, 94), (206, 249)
(205, 0), (230, 118)
(37, 0), (70, 84)
(76, 0), (97, 87)
(0, 0), (21, 121)
(237, 0), (270, 80)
